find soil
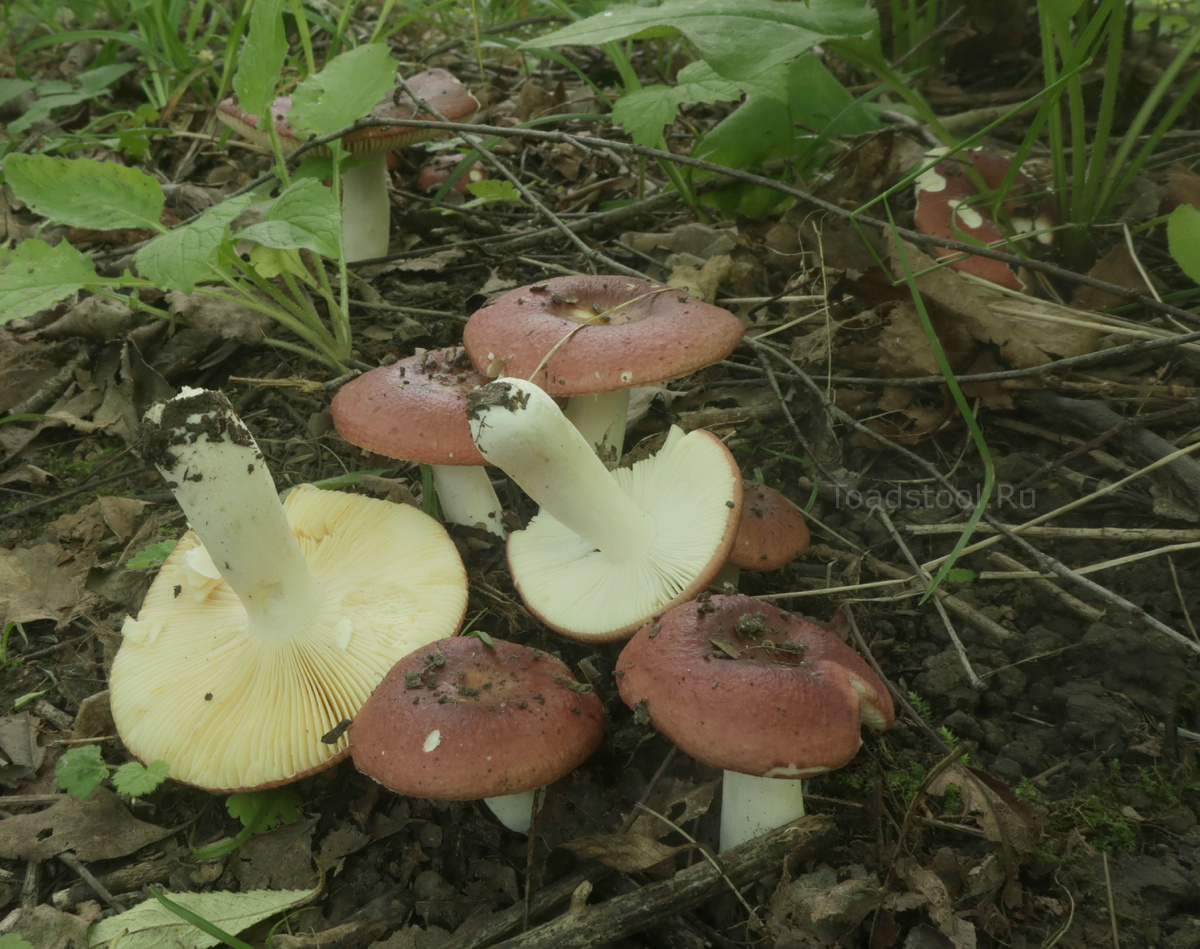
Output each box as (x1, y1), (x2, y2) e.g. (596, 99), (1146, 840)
(3, 15), (1200, 949)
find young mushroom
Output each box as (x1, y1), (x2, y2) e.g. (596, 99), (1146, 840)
(462, 276), (744, 467)
(109, 388), (468, 792)
(465, 377), (742, 641)
(331, 347), (505, 537)
(715, 480), (811, 590)
(616, 594), (894, 851)
(350, 636), (604, 834)
(216, 68), (478, 262)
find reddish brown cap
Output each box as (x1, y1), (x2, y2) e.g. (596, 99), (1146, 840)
(419, 153), (487, 193)
(616, 595), (893, 778)
(728, 482), (810, 570)
(350, 636), (604, 799)
(331, 347), (489, 466)
(462, 276), (744, 394)
(215, 68), (478, 157)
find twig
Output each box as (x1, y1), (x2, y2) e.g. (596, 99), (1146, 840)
(1103, 852), (1121, 949)
(986, 551), (1103, 622)
(871, 506), (984, 689)
(905, 524), (1200, 542)
(56, 853), (127, 913)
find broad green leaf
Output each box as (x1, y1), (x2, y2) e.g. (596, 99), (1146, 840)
(945, 567), (978, 583)
(5, 65), (134, 135)
(126, 539), (178, 570)
(87, 886), (316, 949)
(0, 79), (35, 109)
(0, 239), (107, 323)
(287, 44), (397, 138)
(226, 787), (302, 832)
(56, 745), (110, 799)
(1168, 204), (1200, 284)
(613, 61), (745, 146)
(464, 179), (521, 203)
(236, 177), (340, 257)
(247, 245), (316, 283)
(0, 934), (34, 949)
(523, 0), (878, 88)
(134, 194), (254, 293)
(113, 759), (171, 797)
(4, 154), (164, 230)
(232, 0), (287, 121)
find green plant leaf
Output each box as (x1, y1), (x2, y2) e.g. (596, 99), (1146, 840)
(56, 745), (110, 799)
(134, 194), (254, 293)
(0, 934), (34, 949)
(126, 539), (178, 570)
(4, 154), (164, 230)
(945, 567), (978, 583)
(6, 65), (135, 135)
(0, 238), (109, 324)
(463, 179), (522, 204)
(523, 0), (877, 90)
(227, 787), (302, 833)
(86, 885), (316, 949)
(1168, 204), (1200, 284)
(232, 0), (287, 120)
(287, 43), (398, 138)
(236, 177), (340, 257)
(113, 759), (171, 797)
(0, 79), (35, 109)
(613, 61), (745, 146)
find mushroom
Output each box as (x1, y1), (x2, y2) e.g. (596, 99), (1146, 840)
(109, 387), (469, 792)
(465, 377), (743, 641)
(616, 594), (894, 851)
(913, 147), (1053, 291)
(350, 635), (604, 834)
(418, 153), (488, 196)
(715, 480), (811, 590)
(216, 68), (478, 262)
(462, 276), (744, 467)
(330, 347), (505, 537)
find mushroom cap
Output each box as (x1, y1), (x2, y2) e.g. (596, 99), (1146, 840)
(728, 481), (811, 571)
(215, 68), (478, 157)
(350, 636), (604, 799)
(109, 484), (469, 793)
(505, 428), (743, 642)
(462, 275), (744, 394)
(330, 347), (489, 466)
(616, 595), (894, 778)
(419, 153), (487, 193)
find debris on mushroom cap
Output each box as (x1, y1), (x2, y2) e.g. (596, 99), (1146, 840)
(913, 148), (1053, 291)
(350, 636), (604, 799)
(331, 347), (489, 466)
(111, 484), (469, 792)
(728, 481), (810, 571)
(214, 67), (478, 157)
(616, 594), (894, 778)
(419, 153), (487, 193)
(462, 275), (745, 394)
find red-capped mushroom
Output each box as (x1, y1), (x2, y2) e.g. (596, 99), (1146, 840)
(728, 481), (810, 571)
(216, 68), (478, 262)
(616, 594), (893, 851)
(350, 636), (604, 833)
(331, 347), (504, 537)
(913, 148), (1053, 291)
(462, 276), (744, 467)
(418, 153), (487, 195)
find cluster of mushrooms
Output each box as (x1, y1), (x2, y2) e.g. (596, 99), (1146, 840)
(112, 85), (896, 853)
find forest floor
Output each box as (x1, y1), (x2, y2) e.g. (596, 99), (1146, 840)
(2, 5), (1200, 949)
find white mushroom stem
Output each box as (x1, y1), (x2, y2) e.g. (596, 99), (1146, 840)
(143, 387), (323, 641)
(467, 378), (656, 564)
(719, 770), (807, 853)
(564, 389), (630, 469)
(431, 465), (506, 538)
(340, 157), (390, 263)
(484, 789), (542, 834)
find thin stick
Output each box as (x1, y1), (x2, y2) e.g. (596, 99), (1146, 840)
(906, 524), (1200, 542)
(986, 551), (1103, 622)
(1103, 852), (1121, 949)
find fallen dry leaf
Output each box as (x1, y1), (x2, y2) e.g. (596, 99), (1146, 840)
(895, 856), (979, 949)
(558, 832), (699, 875)
(928, 764), (1046, 854)
(0, 786), (172, 861)
(0, 541), (87, 627)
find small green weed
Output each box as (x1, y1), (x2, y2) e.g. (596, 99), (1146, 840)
(56, 744), (170, 799)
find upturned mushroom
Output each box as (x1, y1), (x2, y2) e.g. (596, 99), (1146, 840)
(216, 68), (478, 262)
(616, 594), (894, 851)
(350, 635), (604, 833)
(465, 377), (742, 641)
(331, 347), (505, 537)
(462, 276), (744, 467)
(109, 387), (468, 792)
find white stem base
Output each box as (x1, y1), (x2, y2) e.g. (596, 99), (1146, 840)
(719, 770), (806, 853)
(565, 390), (630, 469)
(484, 789), (542, 834)
(341, 158), (391, 263)
(432, 465), (505, 538)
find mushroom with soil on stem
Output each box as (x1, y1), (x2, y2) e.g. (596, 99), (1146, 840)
(465, 377), (743, 641)
(216, 68), (478, 263)
(616, 594), (894, 852)
(108, 387), (469, 792)
(462, 275), (744, 467)
(330, 346), (506, 537)
(350, 635), (604, 834)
